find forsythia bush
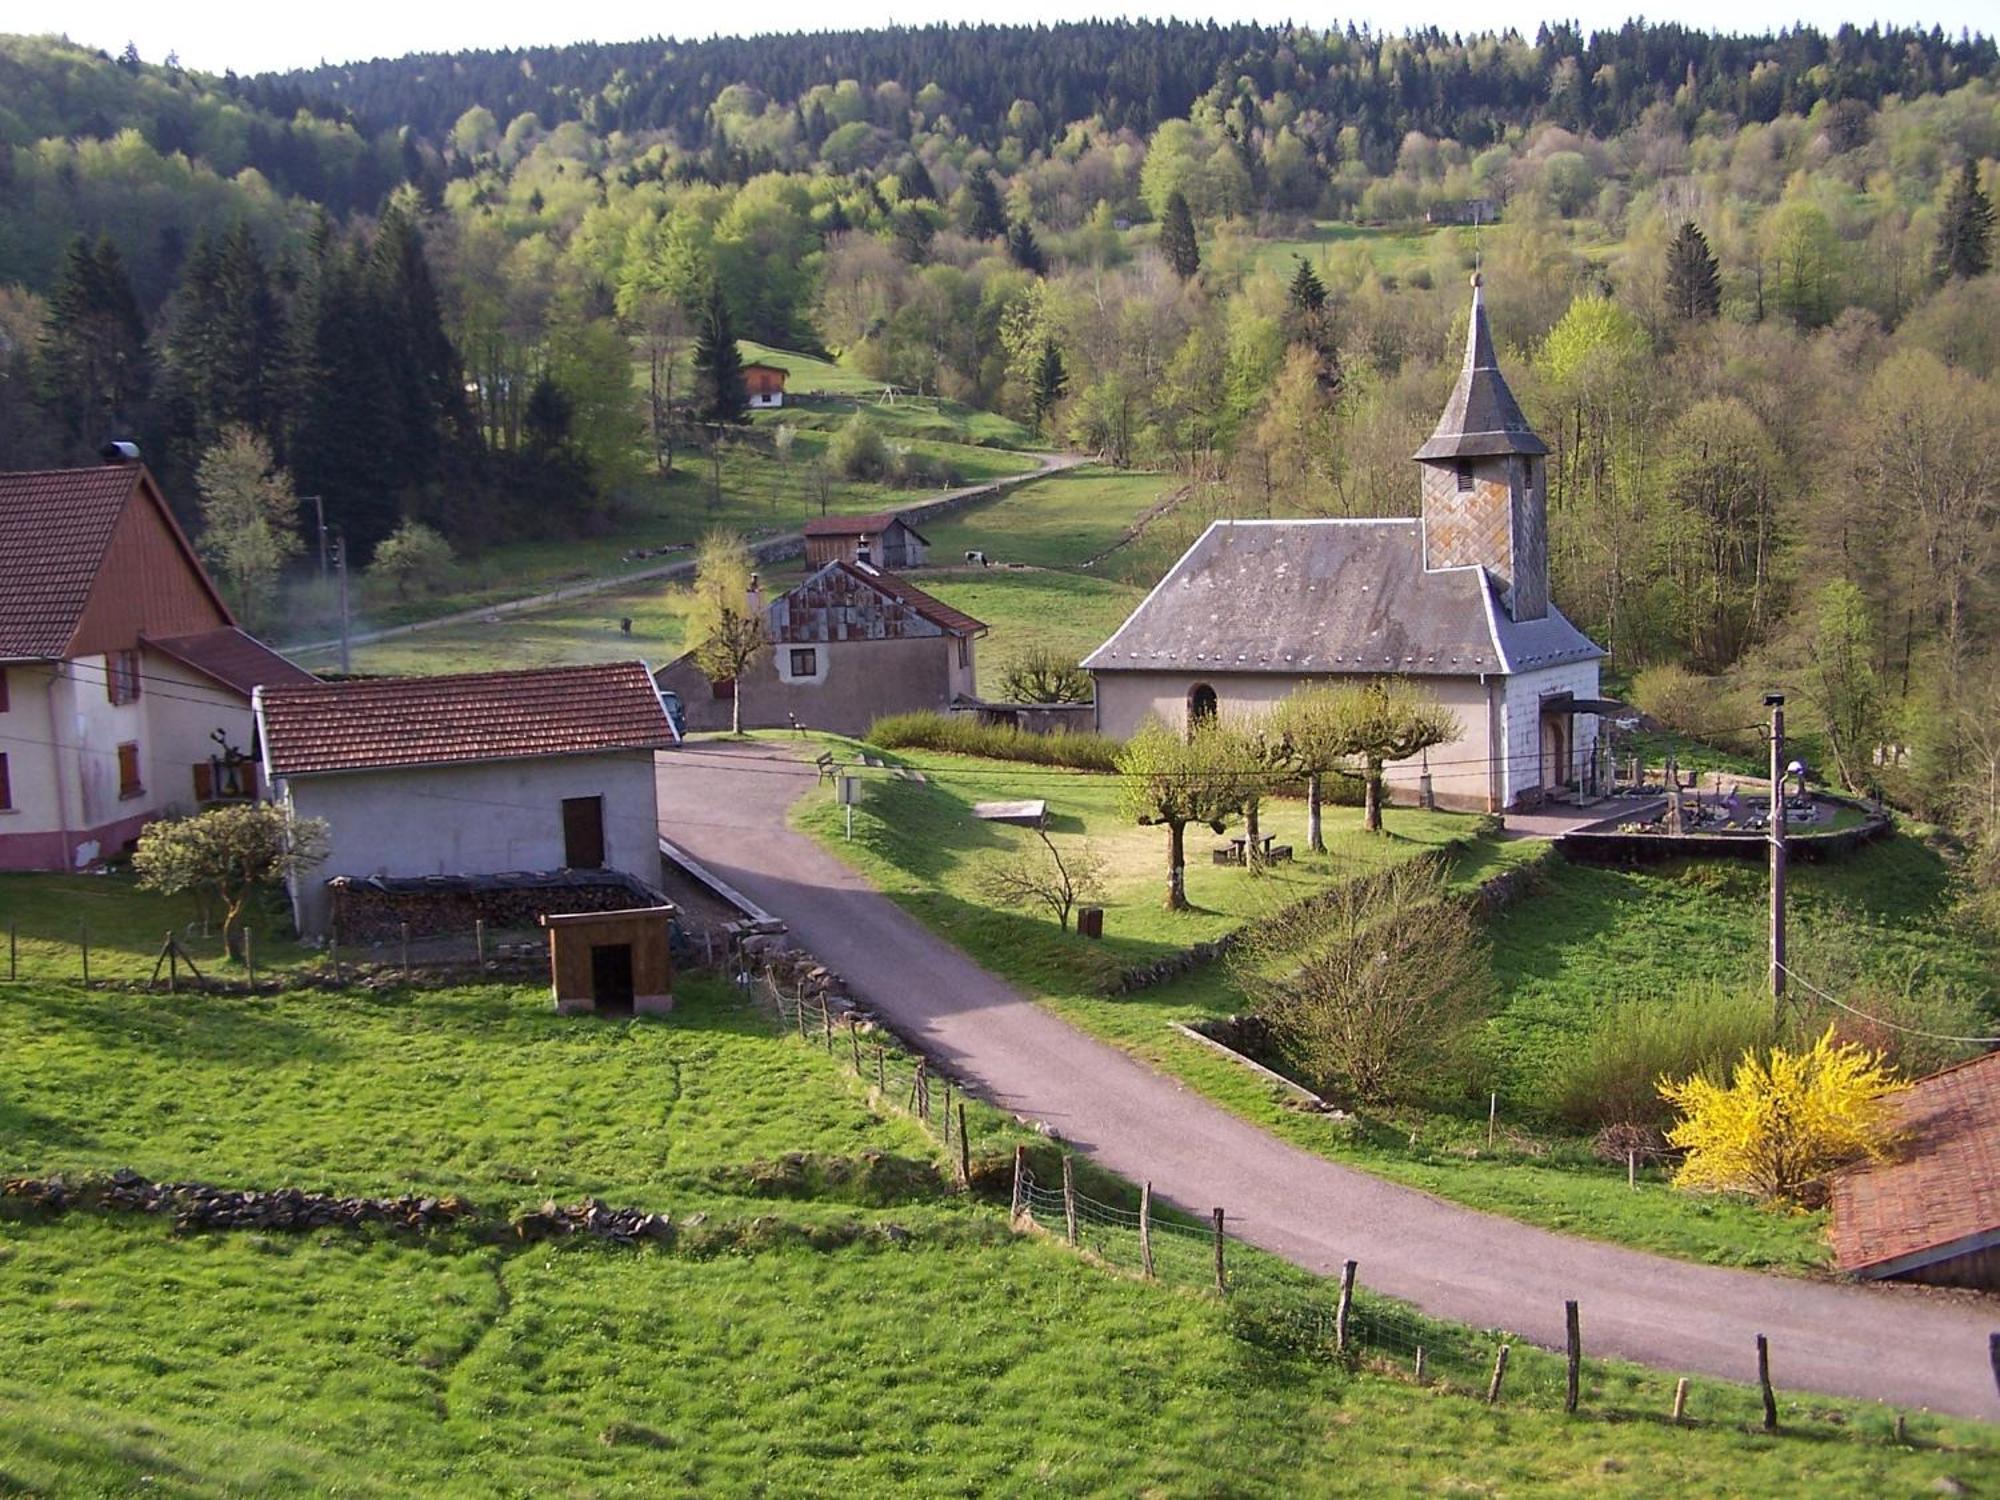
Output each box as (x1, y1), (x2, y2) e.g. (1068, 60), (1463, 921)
(1658, 1028), (1907, 1201)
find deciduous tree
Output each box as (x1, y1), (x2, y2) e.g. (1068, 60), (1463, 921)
(685, 531), (768, 734)
(976, 827), (1106, 931)
(194, 426), (302, 625)
(1116, 718), (1251, 910)
(132, 803), (329, 958)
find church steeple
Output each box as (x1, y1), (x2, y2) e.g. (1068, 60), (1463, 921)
(1415, 276), (1550, 622)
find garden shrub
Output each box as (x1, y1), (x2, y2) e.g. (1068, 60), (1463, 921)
(828, 413), (888, 479)
(1546, 985), (1782, 1130)
(1631, 664), (1757, 751)
(866, 711), (1122, 771)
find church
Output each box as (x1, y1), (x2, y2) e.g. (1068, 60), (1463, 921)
(1083, 277), (1607, 813)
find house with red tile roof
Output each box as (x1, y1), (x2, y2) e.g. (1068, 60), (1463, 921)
(255, 662), (679, 938)
(655, 560), (985, 736)
(0, 457), (314, 870)
(1829, 1049), (2000, 1290)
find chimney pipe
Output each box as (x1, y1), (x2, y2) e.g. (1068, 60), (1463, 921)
(100, 440), (141, 465)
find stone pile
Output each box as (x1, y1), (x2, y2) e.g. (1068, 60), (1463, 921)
(2, 1170), (475, 1234)
(509, 1197), (675, 1244)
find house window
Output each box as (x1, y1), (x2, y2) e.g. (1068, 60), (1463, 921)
(789, 648), (818, 677)
(117, 741), (144, 800)
(1455, 460), (1475, 493)
(106, 650), (142, 705)
(0, 753), (11, 811)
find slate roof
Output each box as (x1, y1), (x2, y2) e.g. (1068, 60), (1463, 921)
(0, 465), (145, 657)
(1413, 277), (1549, 461)
(1830, 1050), (2000, 1278)
(258, 661), (677, 778)
(801, 512), (930, 542)
(1081, 520), (1600, 678)
(147, 627), (318, 697)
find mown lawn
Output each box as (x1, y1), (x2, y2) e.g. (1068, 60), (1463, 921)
(793, 744), (1997, 1269)
(916, 465), (1180, 572)
(0, 1217), (1990, 1497)
(0, 873), (315, 983)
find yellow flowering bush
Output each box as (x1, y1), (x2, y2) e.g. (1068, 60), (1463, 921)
(1658, 1028), (1908, 1201)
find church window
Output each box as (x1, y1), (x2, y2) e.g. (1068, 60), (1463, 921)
(1455, 460), (1474, 492)
(1188, 683), (1218, 730)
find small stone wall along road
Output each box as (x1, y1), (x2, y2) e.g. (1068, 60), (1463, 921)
(657, 741), (2000, 1421)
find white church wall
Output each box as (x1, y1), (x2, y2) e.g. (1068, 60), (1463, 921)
(1499, 659), (1603, 807)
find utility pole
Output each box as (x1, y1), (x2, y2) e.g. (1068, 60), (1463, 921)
(307, 496), (328, 581)
(334, 531), (352, 676)
(1766, 692), (1787, 1016)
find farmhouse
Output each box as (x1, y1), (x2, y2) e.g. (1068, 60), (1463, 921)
(656, 561), (984, 737)
(1830, 1050), (2000, 1291)
(1084, 277), (1606, 813)
(0, 455), (315, 870)
(802, 512), (929, 570)
(744, 361), (789, 409)
(255, 662), (678, 938)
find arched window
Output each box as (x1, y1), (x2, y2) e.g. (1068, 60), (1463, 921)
(1187, 683), (1218, 731)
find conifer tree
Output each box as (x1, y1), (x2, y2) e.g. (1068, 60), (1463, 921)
(694, 286), (748, 424)
(1934, 160), (1995, 283)
(37, 236), (149, 451)
(1286, 256), (1327, 315)
(1030, 340), (1068, 428)
(1665, 220), (1723, 320)
(965, 164), (1008, 239)
(1006, 218), (1046, 275)
(900, 154), (938, 203)
(1160, 189), (1200, 280)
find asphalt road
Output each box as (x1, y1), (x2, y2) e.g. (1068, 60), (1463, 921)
(657, 739), (2000, 1421)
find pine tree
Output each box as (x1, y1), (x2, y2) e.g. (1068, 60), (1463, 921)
(1006, 218), (1046, 275)
(965, 164), (1008, 239)
(367, 205), (474, 496)
(900, 154), (938, 203)
(1665, 220), (1723, 320)
(694, 287), (748, 425)
(1286, 257), (1327, 315)
(1934, 160), (1995, 283)
(1030, 340), (1068, 428)
(37, 235), (150, 451)
(1160, 189), (1200, 280)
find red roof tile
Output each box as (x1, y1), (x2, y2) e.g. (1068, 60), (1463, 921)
(258, 662), (677, 778)
(0, 466), (143, 658)
(830, 561), (986, 637)
(801, 511), (929, 542)
(147, 628), (318, 697)
(1829, 1050), (2000, 1276)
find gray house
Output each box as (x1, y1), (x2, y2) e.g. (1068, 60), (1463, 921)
(256, 662), (678, 937)
(1085, 276), (1606, 813)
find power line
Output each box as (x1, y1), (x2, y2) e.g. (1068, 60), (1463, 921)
(1778, 962), (2000, 1046)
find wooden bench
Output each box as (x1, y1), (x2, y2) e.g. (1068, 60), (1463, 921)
(1266, 844), (1294, 864)
(814, 752), (838, 783)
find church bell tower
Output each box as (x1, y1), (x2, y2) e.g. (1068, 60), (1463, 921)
(1414, 276), (1550, 622)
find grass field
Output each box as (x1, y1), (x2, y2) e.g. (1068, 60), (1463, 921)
(2, 953), (1991, 1493)
(917, 466), (1180, 572)
(793, 740), (1997, 1270)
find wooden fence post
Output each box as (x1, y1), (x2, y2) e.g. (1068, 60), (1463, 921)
(1336, 1260), (1357, 1352)
(875, 1044), (886, 1093)
(1061, 1154), (1078, 1247)
(1211, 1208), (1227, 1294)
(79, 922), (89, 985)
(164, 931), (177, 994)
(329, 934), (340, 984)
(794, 990), (806, 1038)
(942, 1081), (954, 1146)
(1413, 1346), (1426, 1383)
(1671, 1377), (1689, 1425)
(848, 1021), (862, 1073)
(1756, 1334), (1777, 1432)
(1628, 1149), (1637, 1189)
(475, 918), (486, 964)
(1010, 1145), (1027, 1224)
(1989, 1332), (2000, 1400)
(1139, 1181), (1154, 1278)
(1564, 1300), (1581, 1414)
(1486, 1344), (1510, 1405)
(8, 918), (15, 980)
(956, 1102), (971, 1187)
(400, 922), (410, 976)
(244, 928), (255, 986)
(1487, 1090), (1497, 1149)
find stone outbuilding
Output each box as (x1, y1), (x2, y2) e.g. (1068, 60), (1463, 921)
(256, 661), (679, 938)
(1084, 277), (1606, 813)
(656, 561), (984, 737)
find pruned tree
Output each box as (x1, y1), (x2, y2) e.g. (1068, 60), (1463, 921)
(685, 530), (768, 735)
(132, 803), (329, 958)
(1268, 685), (1362, 853)
(976, 827), (1106, 932)
(1665, 219), (1722, 321)
(1303, 681), (1459, 834)
(1116, 718), (1252, 910)
(1231, 860), (1492, 1104)
(997, 646), (1092, 705)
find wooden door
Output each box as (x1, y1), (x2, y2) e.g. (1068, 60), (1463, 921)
(562, 795), (606, 869)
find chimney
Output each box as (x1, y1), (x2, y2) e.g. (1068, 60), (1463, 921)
(745, 571), (762, 615)
(100, 440), (141, 465)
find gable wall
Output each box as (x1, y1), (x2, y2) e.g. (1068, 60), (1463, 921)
(69, 486), (229, 656)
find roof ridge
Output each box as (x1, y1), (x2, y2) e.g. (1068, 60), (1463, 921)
(264, 660), (651, 695)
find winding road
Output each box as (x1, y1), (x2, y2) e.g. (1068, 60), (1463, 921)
(657, 740), (1999, 1421)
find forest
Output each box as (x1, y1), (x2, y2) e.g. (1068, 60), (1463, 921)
(0, 21), (1996, 879)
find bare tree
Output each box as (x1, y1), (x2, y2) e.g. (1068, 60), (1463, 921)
(1231, 861), (1491, 1104)
(976, 828), (1107, 931)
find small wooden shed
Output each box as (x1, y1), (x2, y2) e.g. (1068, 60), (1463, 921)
(541, 905), (676, 1017)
